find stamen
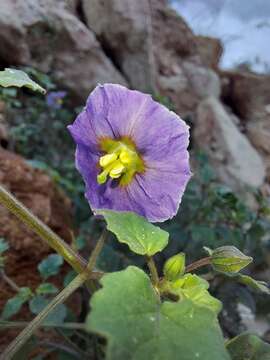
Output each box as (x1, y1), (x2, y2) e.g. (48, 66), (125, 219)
(97, 170), (109, 184)
(119, 150), (132, 165)
(97, 138), (144, 186)
(109, 161), (125, 178)
(99, 153), (118, 167)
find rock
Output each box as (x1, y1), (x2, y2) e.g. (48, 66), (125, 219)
(182, 61), (221, 99)
(152, 2), (199, 64)
(220, 70), (270, 183)
(0, 148), (73, 256)
(221, 70), (270, 120)
(247, 114), (270, 156)
(194, 97), (266, 190)
(158, 60), (221, 116)
(82, 0), (155, 91)
(246, 111), (270, 182)
(195, 35), (223, 69)
(151, 2), (221, 115)
(0, 0), (127, 103)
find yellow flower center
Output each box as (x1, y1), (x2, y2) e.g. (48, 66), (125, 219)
(97, 137), (144, 186)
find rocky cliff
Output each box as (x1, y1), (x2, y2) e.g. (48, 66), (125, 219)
(0, 0), (269, 193)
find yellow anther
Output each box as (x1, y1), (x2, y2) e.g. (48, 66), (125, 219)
(109, 161), (125, 178)
(97, 170), (109, 184)
(97, 138), (144, 186)
(119, 150), (132, 165)
(99, 153), (118, 168)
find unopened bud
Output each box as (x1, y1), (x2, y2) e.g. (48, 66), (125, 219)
(163, 253), (185, 281)
(210, 246), (253, 274)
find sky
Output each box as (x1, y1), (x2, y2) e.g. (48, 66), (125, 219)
(171, 0), (270, 73)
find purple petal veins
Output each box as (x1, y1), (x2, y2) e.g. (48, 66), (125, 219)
(68, 84), (191, 222)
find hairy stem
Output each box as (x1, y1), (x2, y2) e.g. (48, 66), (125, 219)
(146, 256), (159, 286)
(87, 229), (107, 271)
(0, 270), (20, 292)
(0, 320), (86, 330)
(185, 257), (211, 273)
(0, 271), (89, 360)
(0, 228), (107, 359)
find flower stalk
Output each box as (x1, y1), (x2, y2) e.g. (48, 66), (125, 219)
(146, 256), (159, 286)
(185, 257), (211, 273)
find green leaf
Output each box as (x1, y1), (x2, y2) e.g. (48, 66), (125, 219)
(29, 296), (67, 325)
(163, 274), (222, 314)
(0, 238), (9, 254)
(227, 333), (270, 360)
(87, 266), (230, 360)
(63, 270), (77, 287)
(36, 283), (58, 295)
(1, 297), (25, 320)
(98, 210), (169, 256)
(38, 254), (63, 279)
(0, 68), (46, 94)
(75, 235), (86, 251)
(236, 274), (270, 295)
(1, 287), (33, 319)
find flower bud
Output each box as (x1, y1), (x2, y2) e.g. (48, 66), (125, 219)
(210, 246), (253, 274)
(163, 253), (185, 281)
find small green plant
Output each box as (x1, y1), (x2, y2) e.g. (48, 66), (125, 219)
(0, 69), (270, 360)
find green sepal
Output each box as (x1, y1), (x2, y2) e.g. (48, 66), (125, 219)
(210, 246), (252, 274)
(163, 253), (185, 281)
(160, 273), (222, 314)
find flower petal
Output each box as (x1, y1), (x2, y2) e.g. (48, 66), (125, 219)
(69, 84), (191, 222)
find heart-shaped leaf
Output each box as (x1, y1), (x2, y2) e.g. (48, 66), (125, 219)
(98, 210), (169, 256)
(87, 266), (230, 360)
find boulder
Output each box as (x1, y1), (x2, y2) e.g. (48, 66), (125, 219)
(247, 114), (270, 156)
(0, 148), (73, 255)
(151, 2), (221, 115)
(195, 35), (223, 69)
(247, 111), (270, 182)
(82, 0), (155, 91)
(221, 70), (270, 120)
(157, 60), (221, 116)
(0, 0), (127, 102)
(152, 2), (199, 64)
(194, 97), (266, 190)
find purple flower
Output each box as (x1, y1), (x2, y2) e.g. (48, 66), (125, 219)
(46, 91), (66, 109)
(68, 84), (191, 222)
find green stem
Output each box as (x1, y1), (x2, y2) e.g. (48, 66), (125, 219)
(87, 229), (107, 271)
(146, 256), (159, 286)
(185, 257), (211, 273)
(0, 271), (89, 360)
(0, 320), (86, 331)
(0, 270), (20, 292)
(0, 184), (88, 275)
(86, 229), (108, 293)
